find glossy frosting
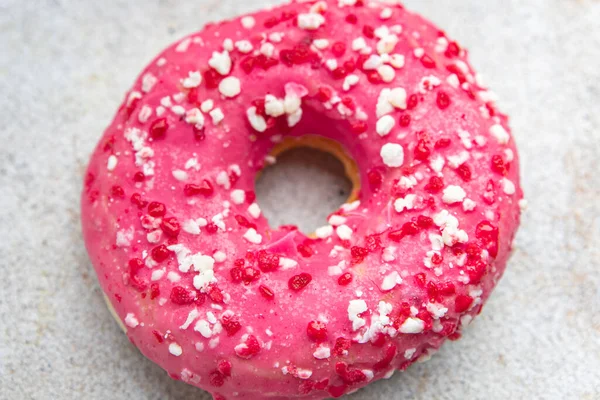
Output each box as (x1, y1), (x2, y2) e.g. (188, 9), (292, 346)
(81, 1), (524, 399)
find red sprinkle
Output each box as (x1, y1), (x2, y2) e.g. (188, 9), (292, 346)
(421, 54), (436, 68)
(151, 244), (171, 262)
(436, 91), (451, 109)
(414, 139), (431, 161)
(455, 294), (474, 313)
(338, 272), (353, 286)
(235, 335), (261, 359)
(170, 286), (195, 305)
(257, 250), (280, 272)
(258, 285), (275, 300)
(184, 180), (214, 197)
(399, 114), (411, 127)
(221, 315), (242, 336)
(160, 217), (180, 238)
(130, 193), (147, 209)
(288, 273), (312, 291)
(149, 283), (160, 300)
(424, 176), (444, 193)
(111, 185), (124, 198)
(332, 337), (352, 356)
(332, 42), (346, 57)
(149, 118), (169, 140)
(147, 201), (166, 217)
(307, 321), (328, 342)
(456, 163), (472, 181)
(388, 221), (420, 242)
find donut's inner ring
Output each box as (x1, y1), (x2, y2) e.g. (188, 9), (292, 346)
(266, 135), (361, 205)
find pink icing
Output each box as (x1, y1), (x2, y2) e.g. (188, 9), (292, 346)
(81, 1), (524, 399)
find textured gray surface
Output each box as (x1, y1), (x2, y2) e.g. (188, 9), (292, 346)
(1, 0), (600, 399)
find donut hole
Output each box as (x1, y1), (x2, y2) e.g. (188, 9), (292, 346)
(255, 144), (355, 235)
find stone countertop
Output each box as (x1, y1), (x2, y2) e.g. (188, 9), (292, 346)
(1, 0), (599, 399)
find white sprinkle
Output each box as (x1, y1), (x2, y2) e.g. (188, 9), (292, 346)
(218, 76), (241, 98)
(287, 109), (302, 127)
(377, 34), (399, 55)
(241, 16), (255, 29)
(380, 143), (404, 167)
(172, 170), (188, 182)
(381, 271), (402, 291)
(179, 309), (200, 330)
(248, 203), (261, 219)
(138, 105), (152, 123)
(490, 124), (510, 144)
(325, 58), (338, 71)
(208, 108), (224, 125)
(222, 38), (234, 51)
(208, 50), (232, 75)
(175, 38), (191, 52)
(404, 348), (416, 359)
(147, 229), (162, 243)
(442, 185), (467, 204)
(171, 105), (185, 116)
(363, 54), (383, 70)
(167, 271), (181, 283)
(376, 115), (395, 137)
(184, 108), (204, 129)
(124, 313), (139, 328)
(235, 40), (253, 53)
(352, 37), (367, 51)
(341, 200), (360, 212)
(151, 268), (165, 281)
(182, 219), (200, 235)
(389, 54), (405, 69)
(265, 95), (286, 117)
(200, 99), (214, 113)
(502, 178), (516, 195)
(377, 64), (395, 82)
(107, 155), (118, 171)
(463, 198), (477, 212)
(447, 74), (460, 88)
(394, 194), (416, 213)
(343, 74), (359, 91)
(269, 32), (284, 43)
(141, 73), (157, 93)
(328, 215), (347, 226)
(260, 42), (275, 57)
(348, 299), (368, 331)
(243, 228), (262, 244)
(336, 224), (353, 240)
(247, 107), (267, 132)
(388, 87), (407, 109)
(279, 257), (298, 270)
(313, 38), (329, 49)
(418, 75), (442, 93)
(519, 199), (528, 210)
(194, 320), (213, 338)
(380, 7), (393, 19)
(230, 189), (246, 205)
(313, 345), (331, 360)
(216, 171), (230, 189)
(315, 225), (334, 239)
(182, 71), (202, 88)
(297, 13), (326, 30)
(169, 343), (183, 356)
(399, 317), (425, 334)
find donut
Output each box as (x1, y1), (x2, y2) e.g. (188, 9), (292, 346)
(81, 1), (524, 399)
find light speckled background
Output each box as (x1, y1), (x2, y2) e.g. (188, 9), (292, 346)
(1, 1), (599, 399)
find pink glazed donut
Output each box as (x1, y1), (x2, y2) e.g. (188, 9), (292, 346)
(82, 0), (524, 399)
